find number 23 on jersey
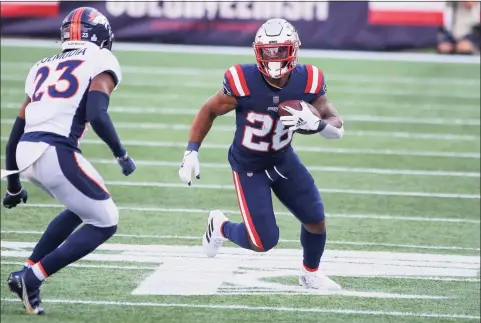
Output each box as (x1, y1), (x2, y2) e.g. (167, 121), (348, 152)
(242, 111), (293, 152)
(32, 60), (84, 102)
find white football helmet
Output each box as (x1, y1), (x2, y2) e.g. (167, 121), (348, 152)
(253, 18), (301, 79)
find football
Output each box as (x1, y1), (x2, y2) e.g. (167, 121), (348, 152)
(277, 100), (320, 135)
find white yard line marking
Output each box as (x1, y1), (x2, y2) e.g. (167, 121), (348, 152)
(3, 87), (479, 112)
(85, 157), (481, 178)
(1, 258), (477, 282)
(2, 243), (480, 299)
(104, 181), (481, 199)
(346, 130), (479, 141)
(0, 261), (157, 271)
(0, 87), (183, 101)
(3, 75), (480, 100)
(345, 115), (479, 126)
(3, 178), (478, 199)
(2, 37), (479, 64)
(2, 118), (479, 142)
(2, 231), (478, 251)
(3, 154), (476, 177)
(3, 61), (480, 87)
(10, 203), (481, 224)
(3, 102), (480, 126)
(381, 276), (480, 282)
(2, 136), (477, 159)
(151, 81), (480, 100)
(2, 298), (478, 319)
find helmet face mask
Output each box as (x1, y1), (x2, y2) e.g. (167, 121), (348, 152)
(253, 18), (301, 79)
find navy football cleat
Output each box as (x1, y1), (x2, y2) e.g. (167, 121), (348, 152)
(7, 270), (45, 315)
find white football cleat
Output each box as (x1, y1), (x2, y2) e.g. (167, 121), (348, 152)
(202, 210), (228, 258)
(299, 267), (342, 291)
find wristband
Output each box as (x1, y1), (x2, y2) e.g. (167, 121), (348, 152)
(319, 124), (344, 139)
(187, 141), (200, 152)
(315, 119), (327, 133)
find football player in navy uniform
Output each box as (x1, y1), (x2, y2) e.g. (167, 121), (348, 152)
(179, 18), (343, 290)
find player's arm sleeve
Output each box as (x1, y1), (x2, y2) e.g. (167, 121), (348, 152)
(304, 65), (327, 98)
(92, 49), (122, 90)
(7, 68), (33, 192)
(86, 91), (125, 158)
(222, 65), (251, 98)
(87, 50), (125, 158)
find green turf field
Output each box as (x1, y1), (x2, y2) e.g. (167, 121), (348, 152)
(0, 43), (480, 323)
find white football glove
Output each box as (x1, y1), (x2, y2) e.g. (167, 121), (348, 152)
(280, 101), (321, 132)
(179, 150), (200, 186)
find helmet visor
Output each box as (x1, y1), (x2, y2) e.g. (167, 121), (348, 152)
(259, 46), (290, 60)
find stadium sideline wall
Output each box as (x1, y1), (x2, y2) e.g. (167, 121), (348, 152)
(0, 1), (449, 51)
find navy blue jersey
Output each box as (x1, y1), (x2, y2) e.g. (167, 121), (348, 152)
(223, 63), (327, 173)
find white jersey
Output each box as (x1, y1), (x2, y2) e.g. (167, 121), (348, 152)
(22, 43), (121, 151)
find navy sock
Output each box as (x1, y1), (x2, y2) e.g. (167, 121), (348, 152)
(221, 221), (252, 250)
(25, 224), (117, 286)
(300, 225), (326, 271)
(27, 209), (82, 264)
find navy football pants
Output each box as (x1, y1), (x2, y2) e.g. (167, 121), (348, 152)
(231, 152), (325, 251)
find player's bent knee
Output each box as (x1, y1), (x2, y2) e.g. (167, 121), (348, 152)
(249, 226), (279, 252)
(303, 220), (326, 234)
(90, 224), (118, 241)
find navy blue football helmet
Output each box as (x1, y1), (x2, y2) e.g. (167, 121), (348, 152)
(60, 7), (114, 50)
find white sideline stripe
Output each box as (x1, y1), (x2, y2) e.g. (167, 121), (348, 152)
(2, 37), (480, 64)
(2, 88), (479, 112)
(6, 177), (478, 199)
(1, 298), (479, 319)
(3, 75), (480, 100)
(13, 203), (481, 224)
(2, 230), (478, 251)
(84, 157), (481, 178)
(0, 261), (156, 271)
(2, 136), (477, 159)
(3, 61), (480, 87)
(5, 118), (478, 142)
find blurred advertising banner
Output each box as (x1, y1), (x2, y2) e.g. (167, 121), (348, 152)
(0, 1), (445, 50)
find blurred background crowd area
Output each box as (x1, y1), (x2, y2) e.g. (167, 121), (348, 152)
(439, 1), (480, 54)
(1, 0), (480, 54)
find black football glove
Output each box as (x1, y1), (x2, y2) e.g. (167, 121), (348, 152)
(3, 188), (28, 209)
(116, 152), (136, 176)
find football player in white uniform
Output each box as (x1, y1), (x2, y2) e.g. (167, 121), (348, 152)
(3, 7), (136, 314)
